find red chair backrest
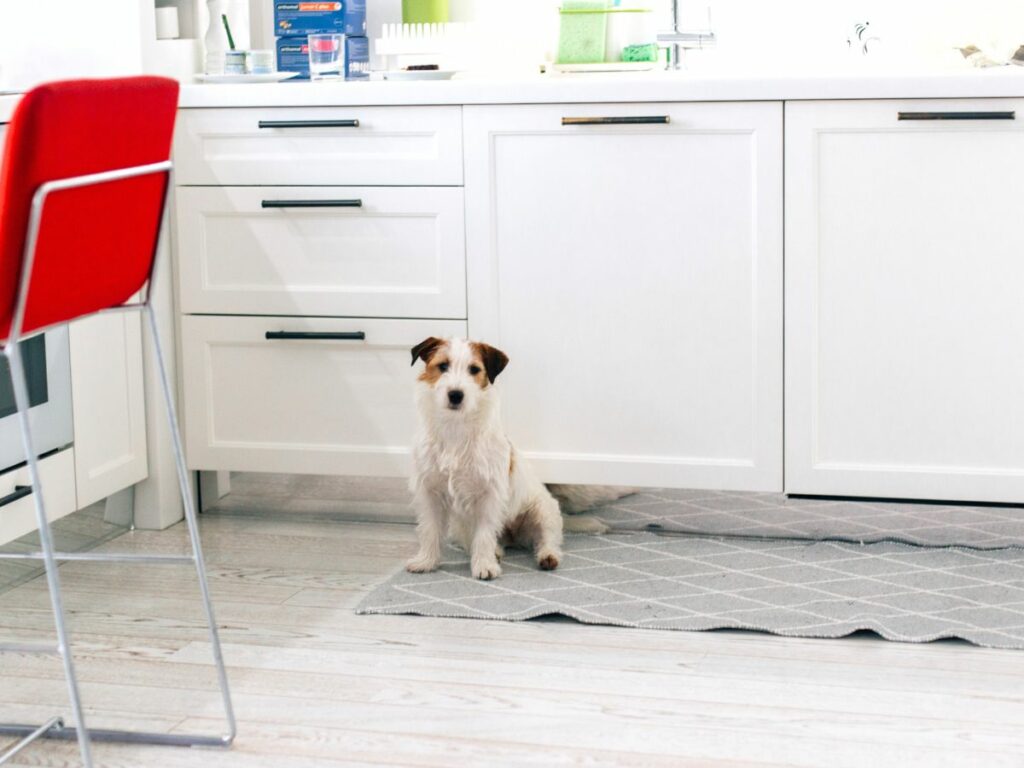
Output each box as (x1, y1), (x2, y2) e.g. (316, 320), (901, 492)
(0, 76), (179, 340)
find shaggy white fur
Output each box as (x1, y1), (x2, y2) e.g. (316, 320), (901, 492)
(407, 337), (564, 580)
(547, 485), (636, 517)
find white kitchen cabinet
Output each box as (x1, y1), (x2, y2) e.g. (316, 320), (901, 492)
(464, 102), (783, 490)
(786, 98), (1024, 502)
(69, 311), (148, 509)
(176, 186), (467, 319)
(180, 316), (467, 476)
(0, 448), (77, 546)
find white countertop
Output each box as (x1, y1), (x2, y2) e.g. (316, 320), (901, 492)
(179, 68), (1024, 108)
(5, 69), (1024, 117)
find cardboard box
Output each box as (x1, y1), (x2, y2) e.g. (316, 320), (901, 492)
(273, 1), (367, 37)
(276, 35), (370, 80)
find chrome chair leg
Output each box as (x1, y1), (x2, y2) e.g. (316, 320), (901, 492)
(0, 155), (234, 763)
(143, 303), (237, 746)
(3, 341), (93, 768)
(0, 718), (63, 764)
(0, 309), (236, 764)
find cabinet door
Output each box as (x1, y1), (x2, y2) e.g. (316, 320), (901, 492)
(464, 103), (783, 490)
(786, 99), (1024, 502)
(69, 311), (148, 508)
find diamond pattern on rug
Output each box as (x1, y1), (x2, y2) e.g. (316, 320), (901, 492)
(356, 533), (1024, 649)
(587, 490), (1024, 548)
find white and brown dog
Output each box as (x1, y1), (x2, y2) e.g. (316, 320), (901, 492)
(406, 337), (565, 580)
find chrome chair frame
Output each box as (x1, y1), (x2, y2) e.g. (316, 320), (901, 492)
(0, 161), (236, 767)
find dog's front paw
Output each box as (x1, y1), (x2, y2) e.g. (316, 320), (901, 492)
(471, 559), (502, 580)
(406, 554), (440, 573)
(536, 548), (561, 571)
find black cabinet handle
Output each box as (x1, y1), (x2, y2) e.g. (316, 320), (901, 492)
(898, 111), (1015, 121)
(265, 331), (366, 341)
(562, 116), (671, 126)
(258, 119), (360, 128)
(0, 485), (32, 508)
(262, 199), (362, 209)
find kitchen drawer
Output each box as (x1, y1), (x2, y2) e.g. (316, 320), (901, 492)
(0, 448), (77, 546)
(181, 316), (466, 475)
(176, 186), (467, 318)
(174, 106), (463, 186)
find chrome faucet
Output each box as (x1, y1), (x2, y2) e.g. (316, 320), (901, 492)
(657, 0), (716, 70)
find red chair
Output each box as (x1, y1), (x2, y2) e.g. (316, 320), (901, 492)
(0, 78), (235, 766)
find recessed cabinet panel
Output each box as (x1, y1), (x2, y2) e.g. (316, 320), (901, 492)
(786, 98), (1024, 502)
(465, 102), (783, 490)
(181, 316), (467, 476)
(176, 187), (467, 318)
(69, 312), (148, 509)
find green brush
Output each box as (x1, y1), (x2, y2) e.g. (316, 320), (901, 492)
(221, 13), (236, 50)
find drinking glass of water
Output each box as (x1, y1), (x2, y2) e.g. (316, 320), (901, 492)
(308, 33), (343, 80)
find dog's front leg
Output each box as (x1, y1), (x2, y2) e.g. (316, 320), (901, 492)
(407, 487), (447, 573)
(534, 495), (564, 571)
(469, 493), (504, 580)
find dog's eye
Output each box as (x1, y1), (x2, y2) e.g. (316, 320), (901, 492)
(437, 362), (449, 373)
(469, 365), (481, 375)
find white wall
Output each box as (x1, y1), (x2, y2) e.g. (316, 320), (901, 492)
(366, 0), (1024, 71)
(0, 0), (143, 90)
(695, 0), (1024, 70)
(6, 0), (1016, 86)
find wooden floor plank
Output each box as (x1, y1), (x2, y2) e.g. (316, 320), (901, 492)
(1, 499), (1022, 767)
(3, 648), (1021, 729)
(3, 675), (1021, 766)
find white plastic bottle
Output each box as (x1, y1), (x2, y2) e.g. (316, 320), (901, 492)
(204, 0), (251, 73)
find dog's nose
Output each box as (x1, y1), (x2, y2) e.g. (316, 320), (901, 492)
(448, 390), (464, 406)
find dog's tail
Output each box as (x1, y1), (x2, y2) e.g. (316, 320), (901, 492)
(546, 484), (637, 514)
(561, 515), (610, 535)
(549, 484), (637, 535)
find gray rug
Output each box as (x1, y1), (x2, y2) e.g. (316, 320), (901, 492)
(590, 489), (1024, 549)
(357, 532), (1024, 649)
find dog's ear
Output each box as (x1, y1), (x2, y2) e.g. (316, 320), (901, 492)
(410, 337), (445, 366)
(475, 343), (509, 383)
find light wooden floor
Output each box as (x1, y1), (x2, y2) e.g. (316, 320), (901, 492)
(2, 500), (1024, 766)
(0, 503), (122, 596)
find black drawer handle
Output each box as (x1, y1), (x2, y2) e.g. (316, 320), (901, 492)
(262, 199), (362, 209)
(898, 111), (1015, 121)
(562, 116), (670, 126)
(258, 119), (360, 128)
(0, 485), (32, 508)
(265, 331), (366, 341)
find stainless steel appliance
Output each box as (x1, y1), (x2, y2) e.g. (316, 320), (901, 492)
(0, 328), (73, 471)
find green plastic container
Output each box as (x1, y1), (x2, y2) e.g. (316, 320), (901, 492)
(557, 1), (610, 64)
(402, 0), (449, 23)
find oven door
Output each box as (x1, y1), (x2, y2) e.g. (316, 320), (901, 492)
(0, 327), (74, 471)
